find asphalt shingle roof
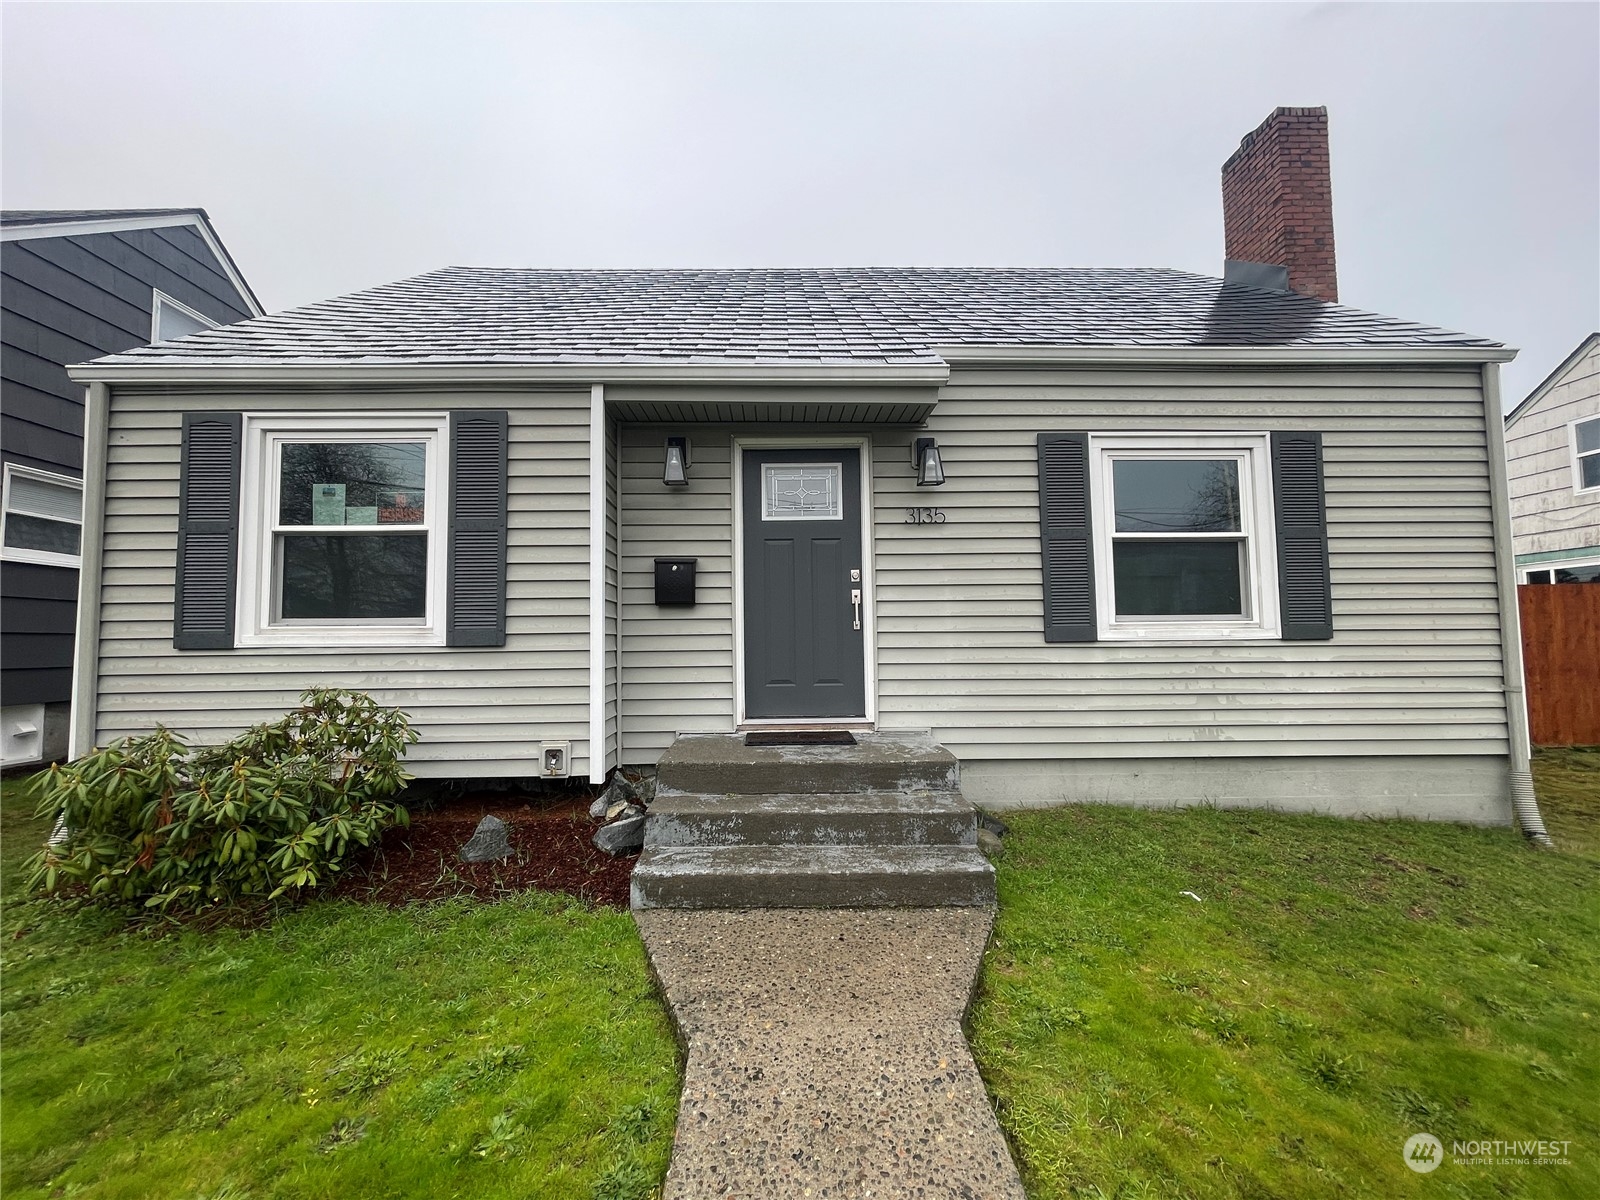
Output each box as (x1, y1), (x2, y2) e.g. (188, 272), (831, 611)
(91, 266), (1502, 368)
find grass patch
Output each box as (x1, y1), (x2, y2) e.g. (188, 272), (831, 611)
(971, 754), (1600, 1198)
(0, 773), (679, 1200)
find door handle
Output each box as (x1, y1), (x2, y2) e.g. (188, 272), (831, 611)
(850, 588), (862, 631)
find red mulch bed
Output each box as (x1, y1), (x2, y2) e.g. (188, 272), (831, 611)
(333, 793), (636, 909)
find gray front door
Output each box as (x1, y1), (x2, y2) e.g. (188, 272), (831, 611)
(742, 448), (866, 720)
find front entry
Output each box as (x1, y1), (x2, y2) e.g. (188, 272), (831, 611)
(741, 447), (867, 720)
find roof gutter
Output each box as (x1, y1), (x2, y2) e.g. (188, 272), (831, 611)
(933, 345), (1519, 366)
(66, 361), (953, 387)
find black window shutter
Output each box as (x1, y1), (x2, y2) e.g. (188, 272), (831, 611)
(447, 410), (509, 647)
(1271, 431), (1334, 640)
(174, 412), (242, 650)
(1037, 432), (1097, 642)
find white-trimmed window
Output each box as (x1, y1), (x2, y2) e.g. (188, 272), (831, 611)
(1089, 433), (1280, 640)
(151, 290), (218, 342)
(1573, 416), (1600, 495)
(1523, 559), (1600, 584)
(1, 464), (83, 567)
(237, 414), (449, 647)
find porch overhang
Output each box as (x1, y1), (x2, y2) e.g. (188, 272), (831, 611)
(604, 382), (943, 426)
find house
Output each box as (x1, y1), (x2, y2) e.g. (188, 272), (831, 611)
(1505, 331), (1600, 583)
(1, 208), (262, 766)
(61, 109), (1542, 837)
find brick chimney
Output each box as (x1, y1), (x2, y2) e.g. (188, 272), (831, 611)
(1221, 106), (1338, 303)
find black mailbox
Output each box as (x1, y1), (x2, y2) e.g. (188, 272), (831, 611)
(654, 557), (697, 606)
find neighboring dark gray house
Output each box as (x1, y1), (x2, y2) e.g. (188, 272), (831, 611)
(62, 111), (1543, 839)
(2, 209), (262, 766)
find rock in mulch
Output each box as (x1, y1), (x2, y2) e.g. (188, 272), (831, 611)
(336, 796), (635, 908)
(594, 810), (647, 856)
(459, 814), (512, 862)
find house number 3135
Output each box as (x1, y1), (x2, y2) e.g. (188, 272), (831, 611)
(905, 507), (946, 524)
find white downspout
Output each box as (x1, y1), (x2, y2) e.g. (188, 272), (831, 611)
(1482, 362), (1552, 847)
(588, 383), (607, 784)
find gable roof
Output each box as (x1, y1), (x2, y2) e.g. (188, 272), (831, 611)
(1504, 331), (1600, 427)
(74, 265), (1503, 375)
(0, 207), (265, 317)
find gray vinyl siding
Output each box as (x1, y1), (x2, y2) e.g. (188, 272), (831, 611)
(1506, 339), (1600, 561)
(615, 365), (1511, 764)
(619, 429), (736, 760)
(91, 388), (592, 777)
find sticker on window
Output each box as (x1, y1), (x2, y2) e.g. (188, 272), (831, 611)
(763, 464), (842, 521)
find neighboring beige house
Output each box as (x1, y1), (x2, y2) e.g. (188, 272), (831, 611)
(1505, 332), (1600, 583)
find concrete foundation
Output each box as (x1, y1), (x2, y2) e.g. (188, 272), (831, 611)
(958, 753), (1516, 825)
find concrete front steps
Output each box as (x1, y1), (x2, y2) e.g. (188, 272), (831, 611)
(630, 731), (996, 909)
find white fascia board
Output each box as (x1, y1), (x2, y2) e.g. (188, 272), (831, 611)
(3, 212), (266, 318)
(1, 212), (207, 241)
(66, 361), (953, 387)
(932, 345), (1520, 367)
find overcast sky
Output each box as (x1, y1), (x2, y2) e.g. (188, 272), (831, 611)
(3, 2), (1596, 402)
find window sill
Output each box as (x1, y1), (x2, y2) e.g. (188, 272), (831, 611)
(234, 627), (447, 650)
(1098, 623), (1282, 642)
(1, 548), (81, 569)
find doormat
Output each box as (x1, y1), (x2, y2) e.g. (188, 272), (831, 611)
(744, 731), (858, 747)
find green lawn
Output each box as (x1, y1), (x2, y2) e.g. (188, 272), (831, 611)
(9, 751), (1598, 1200)
(970, 748), (1600, 1199)
(0, 774), (680, 1200)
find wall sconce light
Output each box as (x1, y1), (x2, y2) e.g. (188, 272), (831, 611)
(912, 437), (945, 487)
(663, 436), (690, 486)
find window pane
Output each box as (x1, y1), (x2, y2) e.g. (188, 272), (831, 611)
(1113, 459), (1241, 532)
(1576, 418), (1600, 455)
(3, 513), (81, 555)
(1581, 453), (1600, 491)
(155, 301), (211, 342)
(7, 474), (81, 522)
(763, 464), (842, 521)
(280, 534), (427, 619)
(1525, 570), (1552, 584)
(1553, 563), (1600, 584)
(279, 443), (427, 526)
(1113, 540), (1244, 617)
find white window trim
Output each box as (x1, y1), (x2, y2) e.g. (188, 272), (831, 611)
(1088, 432), (1281, 641)
(1570, 415), (1600, 497)
(151, 289), (219, 342)
(236, 413), (449, 649)
(1, 463), (83, 568)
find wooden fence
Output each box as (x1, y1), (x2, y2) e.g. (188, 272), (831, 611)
(1518, 584), (1600, 746)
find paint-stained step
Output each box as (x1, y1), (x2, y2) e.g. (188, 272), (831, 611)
(646, 789), (978, 848)
(630, 844), (996, 909)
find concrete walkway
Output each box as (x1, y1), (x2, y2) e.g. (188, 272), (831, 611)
(635, 907), (1026, 1200)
